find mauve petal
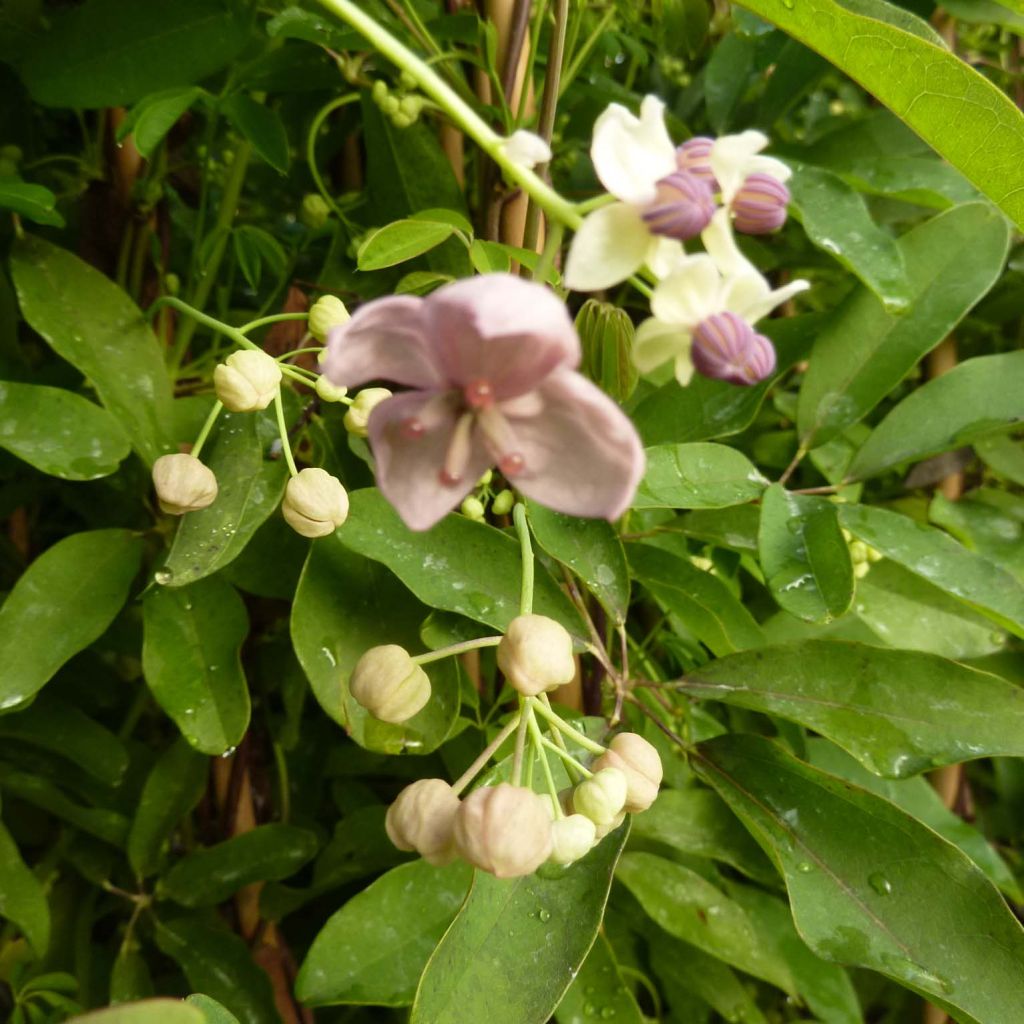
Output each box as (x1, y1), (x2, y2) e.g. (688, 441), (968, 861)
(321, 295), (447, 391)
(426, 274), (580, 399)
(507, 370), (644, 520)
(368, 392), (491, 532)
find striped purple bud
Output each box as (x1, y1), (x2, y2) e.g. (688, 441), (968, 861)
(731, 172), (790, 234)
(641, 170), (715, 242)
(691, 311), (777, 386)
(675, 136), (717, 188)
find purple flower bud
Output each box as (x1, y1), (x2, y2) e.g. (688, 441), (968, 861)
(691, 311), (777, 386)
(675, 136), (717, 187)
(731, 172), (790, 234)
(641, 170), (715, 241)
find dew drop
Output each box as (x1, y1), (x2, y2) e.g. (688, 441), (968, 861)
(868, 871), (893, 896)
(796, 861), (812, 873)
(538, 908), (551, 923)
(155, 568), (174, 585)
(600, 1008), (616, 1019)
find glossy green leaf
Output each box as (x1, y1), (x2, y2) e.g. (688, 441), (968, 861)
(627, 543), (764, 655)
(0, 819), (49, 954)
(633, 443), (766, 510)
(849, 352), (1024, 480)
(119, 86), (205, 158)
(159, 824), (318, 907)
(411, 826), (628, 1024)
(154, 917), (278, 1024)
(141, 577), (251, 755)
(222, 94), (289, 173)
(128, 738), (208, 878)
(162, 409), (289, 587)
(930, 490), (1024, 581)
(759, 485), (854, 622)
(555, 932), (644, 1024)
(358, 220), (458, 271)
(789, 164), (909, 311)
(0, 529), (142, 709)
(943, 0), (1024, 31)
(18, 0), (252, 108)
(297, 859), (472, 1007)
(0, 381), (130, 480)
(10, 234), (175, 464)
(232, 226), (287, 292)
(0, 771), (128, 846)
(109, 948), (155, 1004)
(677, 505), (760, 552)
(339, 489), (584, 635)
(0, 181), (64, 226)
(616, 852), (796, 994)
(838, 503), (1024, 638)
(527, 502), (630, 625)
(797, 203), (1010, 447)
(736, 0), (1024, 227)
(695, 733), (1024, 1020)
(69, 1002), (204, 1024)
(679, 639), (1024, 776)
(976, 434), (1024, 486)
(184, 995), (240, 1024)
(291, 539), (460, 754)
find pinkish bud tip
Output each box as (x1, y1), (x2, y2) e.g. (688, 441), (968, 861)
(691, 311), (777, 386)
(675, 136), (717, 187)
(731, 172), (790, 234)
(641, 170), (715, 241)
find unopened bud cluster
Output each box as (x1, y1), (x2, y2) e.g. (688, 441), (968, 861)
(371, 79), (426, 129)
(842, 528), (883, 579)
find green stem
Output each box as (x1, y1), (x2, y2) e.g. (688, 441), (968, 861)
(539, 733), (592, 780)
(452, 712), (522, 794)
(559, 5), (616, 97)
(191, 400), (223, 460)
(316, 0), (581, 228)
(239, 312), (310, 333)
(527, 707), (563, 817)
(306, 94), (360, 221)
(412, 635), (503, 666)
(274, 390), (299, 478)
(513, 502), (534, 616)
(512, 697), (530, 786)
(529, 697), (606, 755)
(532, 220), (563, 285)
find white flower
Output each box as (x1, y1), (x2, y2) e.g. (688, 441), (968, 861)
(633, 209), (808, 385)
(564, 96), (714, 292)
(711, 129), (791, 204)
(500, 130), (552, 170)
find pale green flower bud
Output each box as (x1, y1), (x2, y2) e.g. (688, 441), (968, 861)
(152, 453), (218, 515)
(454, 783), (553, 878)
(497, 614), (575, 697)
(308, 295), (350, 342)
(385, 778), (460, 865)
(350, 644), (431, 723)
(382, 95), (400, 116)
(854, 561), (870, 579)
(491, 489), (514, 516)
(591, 733), (662, 813)
(849, 540), (869, 564)
(477, 469), (493, 487)
(573, 768), (628, 826)
(866, 545), (883, 563)
(213, 349), (282, 413)
(300, 193), (331, 230)
(344, 387), (392, 437)
(390, 112), (414, 129)
(575, 299), (639, 403)
(548, 814), (596, 866)
(461, 496), (485, 521)
(164, 272), (180, 296)
(282, 468), (349, 538)
(594, 809), (626, 841)
(399, 95), (424, 121)
(371, 80), (389, 105)
(314, 376), (348, 403)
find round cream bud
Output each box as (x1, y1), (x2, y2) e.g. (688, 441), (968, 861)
(282, 468), (349, 538)
(548, 814), (597, 866)
(309, 294), (351, 342)
(491, 489), (514, 516)
(314, 375), (348, 403)
(572, 768), (628, 826)
(152, 453), (218, 515)
(385, 779), (460, 865)
(454, 783), (553, 878)
(461, 496), (485, 521)
(594, 810), (627, 841)
(344, 387), (392, 437)
(300, 193), (331, 230)
(591, 733), (663, 813)
(213, 349), (282, 413)
(350, 644), (431, 723)
(496, 614), (576, 697)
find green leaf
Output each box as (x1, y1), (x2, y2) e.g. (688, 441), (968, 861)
(679, 639), (1024, 777)
(184, 995), (240, 1024)
(0, 819), (49, 955)
(291, 539), (460, 754)
(705, 33), (755, 132)
(943, 0), (1024, 32)
(838, 503), (1024, 638)
(128, 738), (208, 878)
(736, 0), (1024, 227)
(338, 489), (585, 636)
(18, 0), (252, 108)
(154, 917), (279, 1024)
(0, 771), (128, 845)
(849, 352), (1024, 480)
(159, 824), (318, 907)
(759, 485), (854, 622)
(469, 239), (511, 274)
(977, 434), (1024, 486)
(0, 381), (130, 479)
(10, 235), (175, 464)
(0, 181), (64, 226)
(633, 443), (767, 510)
(930, 490), (1024, 581)
(627, 543), (764, 655)
(695, 733), (1024, 1020)
(162, 408), (289, 587)
(141, 577), (251, 756)
(789, 164), (909, 311)
(555, 932), (644, 1024)
(796, 203), (1010, 447)
(616, 851), (796, 994)
(232, 226), (287, 292)
(297, 859), (472, 1007)
(411, 825), (628, 1024)
(110, 948), (155, 1004)
(0, 529), (142, 709)
(68, 1002), (204, 1024)
(526, 502), (630, 625)
(358, 220), (458, 271)
(119, 87), (205, 159)
(222, 94), (289, 174)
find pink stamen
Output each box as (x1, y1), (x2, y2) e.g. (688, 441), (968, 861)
(400, 418), (425, 440)
(464, 379), (495, 409)
(499, 452), (526, 477)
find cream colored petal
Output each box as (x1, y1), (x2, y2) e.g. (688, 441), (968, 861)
(501, 129), (552, 169)
(646, 235), (687, 279)
(742, 278), (811, 323)
(711, 129), (769, 201)
(721, 272), (773, 323)
(650, 255), (720, 328)
(591, 95), (677, 205)
(674, 347), (696, 386)
(563, 203), (651, 291)
(701, 208), (756, 279)
(633, 318), (692, 374)
(747, 154), (792, 183)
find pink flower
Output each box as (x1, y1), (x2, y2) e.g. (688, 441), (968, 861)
(321, 274), (645, 532)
